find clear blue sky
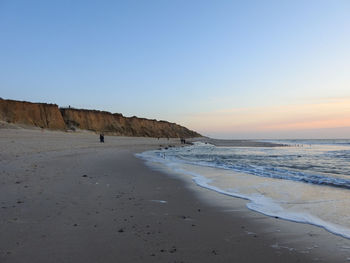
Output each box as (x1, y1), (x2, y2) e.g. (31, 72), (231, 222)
(1, 0), (350, 138)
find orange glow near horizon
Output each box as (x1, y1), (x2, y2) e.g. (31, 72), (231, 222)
(185, 98), (350, 136)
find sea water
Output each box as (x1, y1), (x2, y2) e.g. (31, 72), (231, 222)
(136, 140), (350, 239)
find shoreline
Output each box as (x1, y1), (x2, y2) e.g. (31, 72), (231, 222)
(138, 149), (350, 239)
(187, 137), (285, 147)
(140, 156), (350, 259)
(1, 128), (349, 262)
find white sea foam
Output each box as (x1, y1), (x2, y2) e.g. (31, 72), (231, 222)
(136, 144), (350, 239)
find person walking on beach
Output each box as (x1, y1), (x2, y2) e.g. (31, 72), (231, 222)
(99, 133), (104, 143)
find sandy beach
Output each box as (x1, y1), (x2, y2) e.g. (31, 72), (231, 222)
(1, 127), (350, 263)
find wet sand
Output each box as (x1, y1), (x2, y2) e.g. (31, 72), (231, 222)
(1, 128), (350, 262)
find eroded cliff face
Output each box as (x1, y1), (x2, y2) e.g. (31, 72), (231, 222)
(0, 99), (66, 129)
(60, 108), (200, 138)
(60, 109), (121, 133)
(0, 99), (201, 138)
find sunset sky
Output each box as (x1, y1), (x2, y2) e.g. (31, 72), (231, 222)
(1, 0), (350, 138)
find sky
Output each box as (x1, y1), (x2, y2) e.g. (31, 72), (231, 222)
(1, 0), (350, 139)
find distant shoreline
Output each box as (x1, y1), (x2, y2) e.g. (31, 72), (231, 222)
(188, 137), (285, 147)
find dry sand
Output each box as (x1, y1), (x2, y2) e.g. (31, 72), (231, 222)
(1, 127), (350, 262)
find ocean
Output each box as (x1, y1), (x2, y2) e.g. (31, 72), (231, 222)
(136, 139), (350, 239)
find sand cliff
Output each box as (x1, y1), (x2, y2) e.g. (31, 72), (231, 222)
(0, 99), (200, 138)
(0, 99), (66, 130)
